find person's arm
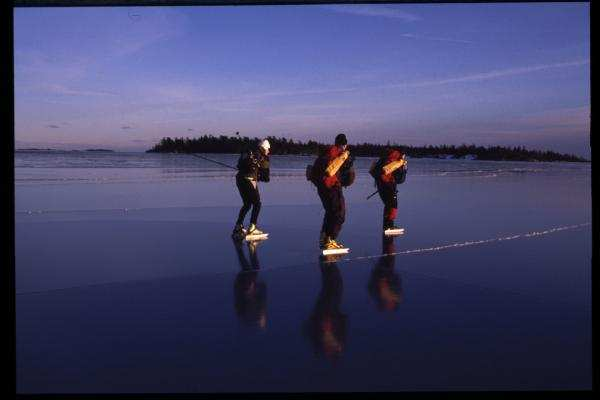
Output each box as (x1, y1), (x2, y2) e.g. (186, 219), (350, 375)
(370, 159), (383, 181)
(382, 159), (406, 175)
(369, 161), (377, 178)
(237, 147), (251, 168)
(393, 159), (407, 184)
(258, 155), (270, 182)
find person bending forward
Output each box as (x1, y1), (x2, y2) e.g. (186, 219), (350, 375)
(370, 148), (407, 231)
(232, 139), (270, 238)
(312, 133), (353, 251)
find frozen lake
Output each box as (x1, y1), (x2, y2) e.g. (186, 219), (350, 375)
(15, 151), (591, 392)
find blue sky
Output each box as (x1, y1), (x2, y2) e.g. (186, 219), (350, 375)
(14, 3), (590, 156)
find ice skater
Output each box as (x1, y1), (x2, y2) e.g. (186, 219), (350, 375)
(232, 139), (271, 240)
(308, 133), (355, 252)
(369, 147), (407, 234)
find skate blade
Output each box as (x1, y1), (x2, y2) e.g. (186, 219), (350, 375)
(321, 247), (350, 256)
(384, 228), (405, 236)
(245, 233), (269, 241)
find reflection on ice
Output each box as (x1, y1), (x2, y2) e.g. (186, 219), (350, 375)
(233, 240), (267, 330)
(304, 254), (348, 361)
(368, 236), (403, 312)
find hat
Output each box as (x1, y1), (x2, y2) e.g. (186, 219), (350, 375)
(259, 139), (270, 152)
(335, 133), (347, 146)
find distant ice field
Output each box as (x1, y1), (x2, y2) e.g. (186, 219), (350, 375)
(14, 151), (590, 213)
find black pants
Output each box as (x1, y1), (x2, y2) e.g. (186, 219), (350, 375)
(236, 176), (261, 226)
(317, 185), (345, 239)
(377, 182), (398, 229)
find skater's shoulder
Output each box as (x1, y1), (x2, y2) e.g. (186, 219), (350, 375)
(325, 145), (344, 159)
(383, 148), (403, 161)
(239, 142), (260, 155)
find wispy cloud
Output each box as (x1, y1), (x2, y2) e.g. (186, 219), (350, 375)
(15, 50), (91, 82)
(399, 59), (590, 88)
(108, 8), (188, 57)
(400, 33), (473, 44)
(46, 124), (60, 129)
(45, 83), (118, 97)
(273, 59), (589, 97)
(437, 106), (590, 140)
(138, 83), (359, 116)
(100, 57), (590, 129)
(226, 59), (590, 100)
(15, 8), (189, 104)
(121, 126), (133, 130)
(242, 86), (358, 100)
(514, 106), (590, 135)
(153, 85), (200, 103)
(322, 4), (421, 22)
(238, 59), (589, 100)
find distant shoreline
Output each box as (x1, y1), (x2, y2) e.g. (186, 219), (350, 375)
(15, 148), (115, 153)
(146, 135), (589, 163)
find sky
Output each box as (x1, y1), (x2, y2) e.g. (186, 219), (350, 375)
(14, 3), (590, 157)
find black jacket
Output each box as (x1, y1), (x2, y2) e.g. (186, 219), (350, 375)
(236, 147), (270, 182)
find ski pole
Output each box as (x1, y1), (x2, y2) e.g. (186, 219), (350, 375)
(191, 153), (238, 170)
(366, 189), (379, 200)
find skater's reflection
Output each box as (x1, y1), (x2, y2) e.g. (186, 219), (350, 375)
(304, 255), (348, 361)
(368, 235), (403, 312)
(233, 240), (267, 330)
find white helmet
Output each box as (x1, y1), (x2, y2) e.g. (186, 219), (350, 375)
(259, 139), (270, 153)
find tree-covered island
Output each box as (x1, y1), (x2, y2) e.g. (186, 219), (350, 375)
(147, 134), (588, 162)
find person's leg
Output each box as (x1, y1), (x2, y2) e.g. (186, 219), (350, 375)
(318, 186), (336, 245)
(317, 186), (330, 233)
(329, 186), (345, 240)
(236, 177), (253, 226)
(377, 182), (388, 228)
(248, 182), (262, 226)
(381, 184), (398, 229)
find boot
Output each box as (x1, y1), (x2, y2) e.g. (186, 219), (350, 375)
(247, 223), (265, 235)
(323, 238), (340, 251)
(320, 235), (333, 250)
(384, 219), (400, 231)
(319, 231), (327, 247)
(330, 238), (345, 249)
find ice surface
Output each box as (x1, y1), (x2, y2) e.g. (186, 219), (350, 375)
(15, 152), (592, 392)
